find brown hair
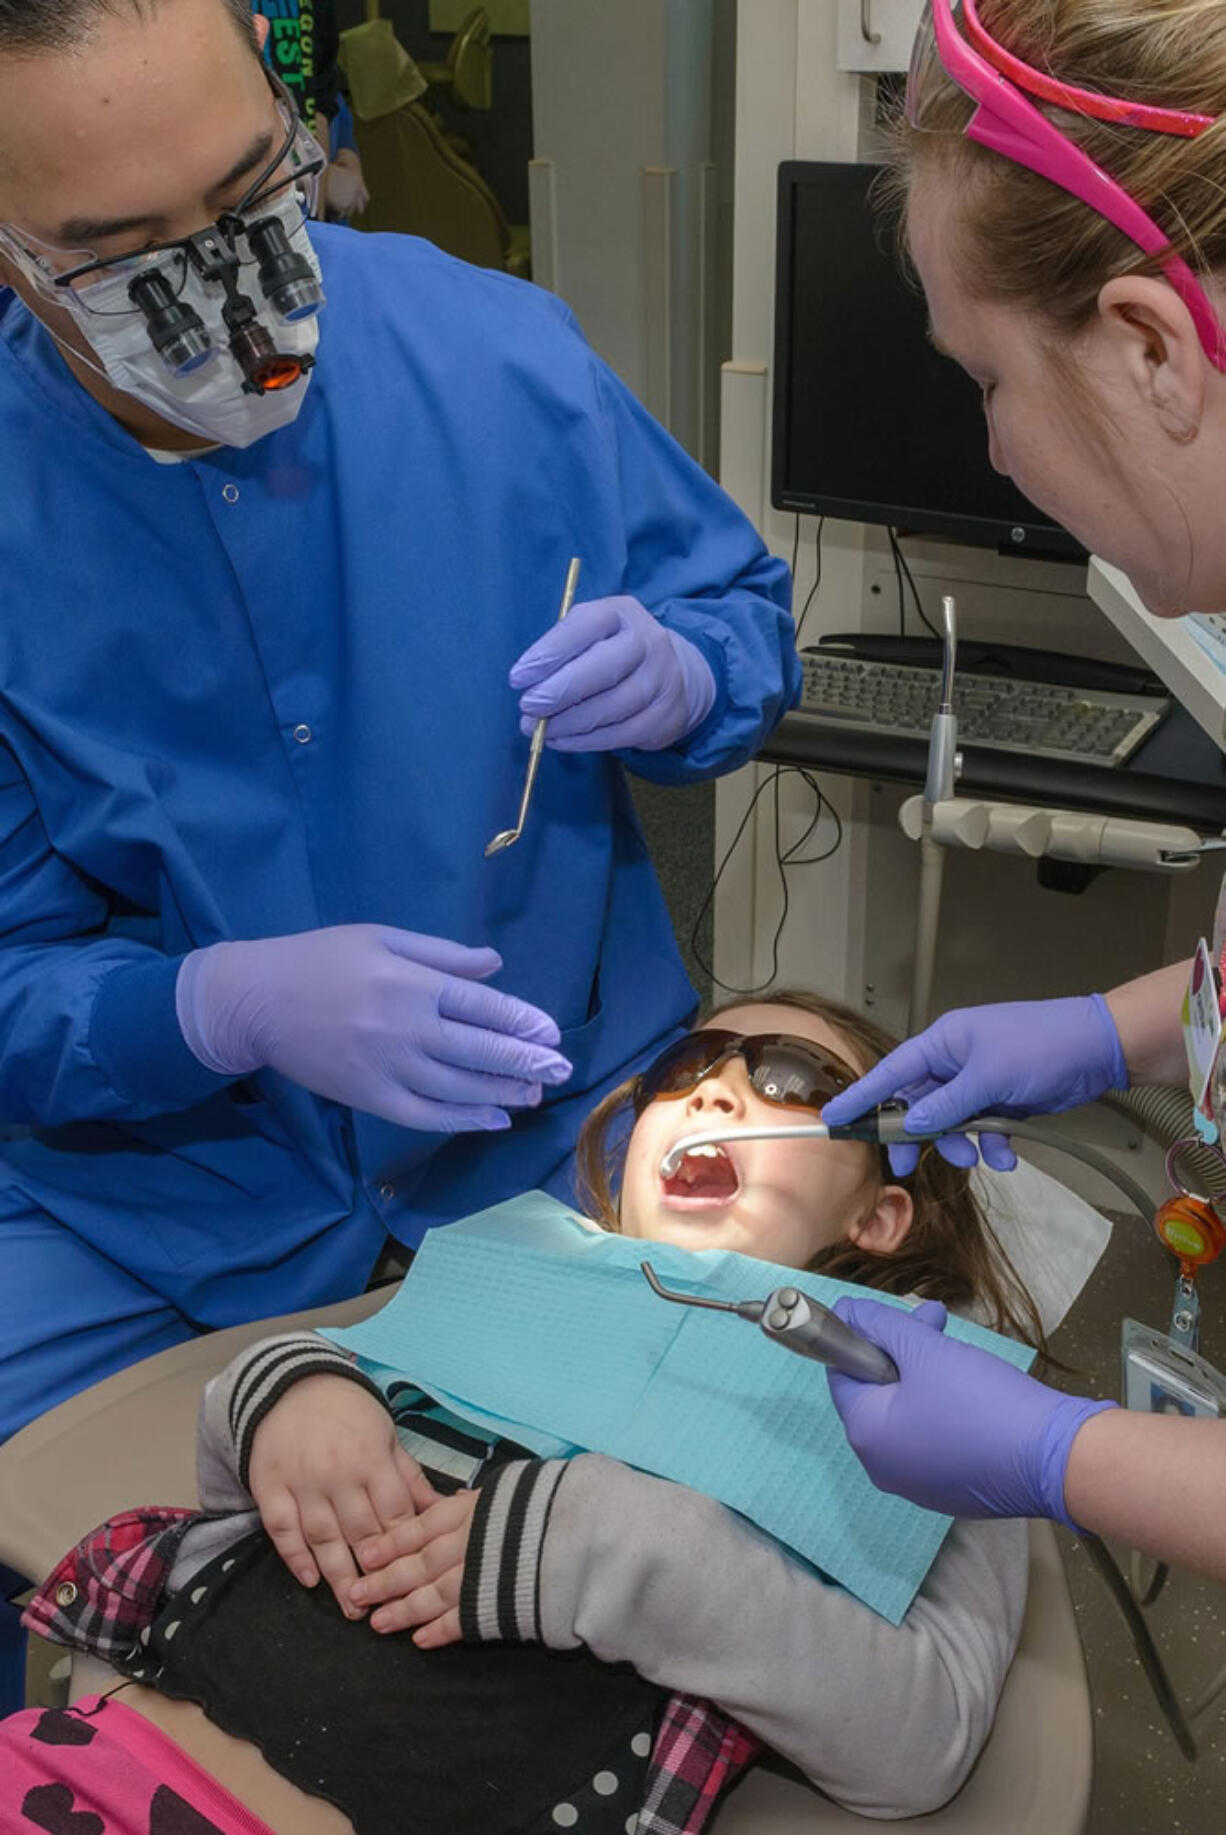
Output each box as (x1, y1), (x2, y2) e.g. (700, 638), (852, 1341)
(888, 1), (1226, 344)
(576, 987), (1047, 1354)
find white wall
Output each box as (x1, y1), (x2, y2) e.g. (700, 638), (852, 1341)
(529, 0), (721, 464)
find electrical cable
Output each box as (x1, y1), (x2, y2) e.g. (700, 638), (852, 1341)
(1079, 1533), (1198, 1760)
(795, 517), (825, 643)
(888, 528), (940, 638)
(1129, 1547), (1170, 1610)
(690, 765), (842, 997)
(1189, 1655), (1226, 1724)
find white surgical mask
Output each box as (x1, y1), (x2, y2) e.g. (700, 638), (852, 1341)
(67, 207), (325, 449)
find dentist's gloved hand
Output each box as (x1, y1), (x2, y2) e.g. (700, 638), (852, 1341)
(509, 595), (716, 752)
(176, 925), (573, 1133)
(828, 1298), (1115, 1525)
(821, 993), (1128, 1176)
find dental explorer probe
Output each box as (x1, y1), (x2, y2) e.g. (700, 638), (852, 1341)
(660, 1113), (1158, 1222)
(486, 556), (582, 857)
(640, 1260), (899, 1384)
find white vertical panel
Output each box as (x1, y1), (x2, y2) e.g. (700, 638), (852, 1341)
(643, 166), (678, 431)
(527, 157), (559, 295)
(697, 160), (718, 471)
(716, 0), (868, 997)
(713, 359), (769, 990)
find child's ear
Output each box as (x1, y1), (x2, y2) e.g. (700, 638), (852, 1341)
(846, 1184), (913, 1255)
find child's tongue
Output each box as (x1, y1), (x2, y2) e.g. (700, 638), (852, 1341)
(663, 1150), (739, 1199)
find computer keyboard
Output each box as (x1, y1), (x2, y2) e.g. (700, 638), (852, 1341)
(799, 650), (1169, 768)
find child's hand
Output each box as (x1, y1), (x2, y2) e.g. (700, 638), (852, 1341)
(349, 1486), (478, 1646)
(248, 1374), (433, 1615)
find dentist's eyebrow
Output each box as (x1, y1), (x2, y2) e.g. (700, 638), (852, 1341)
(54, 128), (276, 245)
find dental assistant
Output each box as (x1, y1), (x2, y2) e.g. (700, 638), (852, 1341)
(820, 0), (1226, 1584)
(0, 0), (798, 1443)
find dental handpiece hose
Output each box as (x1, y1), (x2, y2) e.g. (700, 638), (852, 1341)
(660, 1112), (1156, 1224)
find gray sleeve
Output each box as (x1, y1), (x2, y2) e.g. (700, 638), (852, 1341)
(462, 1454), (1027, 1821)
(195, 1331), (391, 1510)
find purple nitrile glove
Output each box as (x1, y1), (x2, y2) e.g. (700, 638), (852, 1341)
(509, 595), (716, 752)
(821, 993), (1128, 1177)
(828, 1298), (1116, 1526)
(176, 925), (572, 1134)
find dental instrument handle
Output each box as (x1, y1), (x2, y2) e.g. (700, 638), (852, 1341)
(485, 556), (581, 855)
(639, 1260), (765, 1322)
(639, 1262), (893, 1380)
(922, 594), (958, 807)
(759, 1286), (899, 1384)
(514, 556), (582, 826)
(660, 1115), (1157, 1219)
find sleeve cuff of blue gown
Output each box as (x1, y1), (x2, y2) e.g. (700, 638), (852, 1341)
(616, 624), (730, 782)
(90, 953), (234, 1113)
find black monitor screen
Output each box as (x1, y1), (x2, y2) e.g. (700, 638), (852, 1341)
(771, 160), (1083, 561)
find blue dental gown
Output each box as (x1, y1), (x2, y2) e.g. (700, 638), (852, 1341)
(0, 226), (796, 1354)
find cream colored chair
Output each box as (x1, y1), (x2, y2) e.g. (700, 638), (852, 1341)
(0, 1297), (1092, 1833)
(419, 6), (494, 113)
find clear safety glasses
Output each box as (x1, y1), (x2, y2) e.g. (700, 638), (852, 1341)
(0, 66), (324, 323)
(908, 0), (1226, 373)
(632, 1030), (857, 1120)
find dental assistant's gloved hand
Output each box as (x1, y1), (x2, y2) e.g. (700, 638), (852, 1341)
(828, 1298), (1116, 1525)
(509, 595), (716, 752)
(176, 924), (572, 1132)
(821, 993), (1128, 1176)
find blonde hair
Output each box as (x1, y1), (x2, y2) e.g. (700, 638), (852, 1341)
(575, 987), (1047, 1353)
(893, 1), (1226, 342)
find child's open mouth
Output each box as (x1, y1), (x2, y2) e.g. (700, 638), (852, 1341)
(659, 1141), (741, 1207)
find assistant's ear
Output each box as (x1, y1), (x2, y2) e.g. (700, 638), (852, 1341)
(1096, 274), (1209, 443)
(846, 1182), (913, 1256)
(253, 14), (270, 51)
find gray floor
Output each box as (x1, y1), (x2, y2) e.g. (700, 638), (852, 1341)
(1049, 1217), (1226, 1832)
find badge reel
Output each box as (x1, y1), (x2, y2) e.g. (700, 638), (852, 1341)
(1123, 948), (1226, 1419)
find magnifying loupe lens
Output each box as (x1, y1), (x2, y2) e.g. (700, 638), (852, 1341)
(248, 215), (323, 322)
(128, 269), (214, 375)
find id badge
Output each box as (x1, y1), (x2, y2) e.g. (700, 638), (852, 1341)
(1182, 939), (1222, 1138)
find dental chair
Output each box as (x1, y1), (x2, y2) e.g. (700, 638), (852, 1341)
(0, 1282), (1092, 1832)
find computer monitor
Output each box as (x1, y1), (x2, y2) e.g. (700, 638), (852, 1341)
(771, 160), (1084, 562)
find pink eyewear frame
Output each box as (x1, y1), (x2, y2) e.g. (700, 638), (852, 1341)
(910, 0), (1226, 371)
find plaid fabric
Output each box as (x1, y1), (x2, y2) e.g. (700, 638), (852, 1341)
(640, 1694), (762, 1835)
(22, 1507), (197, 1661)
(25, 1506), (758, 1833)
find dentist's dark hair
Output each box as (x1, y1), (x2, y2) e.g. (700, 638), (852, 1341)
(0, 0), (258, 52)
(576, 986), (1048, 1355)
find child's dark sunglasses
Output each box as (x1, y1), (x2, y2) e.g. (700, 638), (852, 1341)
(632, 1029), (857, 1118)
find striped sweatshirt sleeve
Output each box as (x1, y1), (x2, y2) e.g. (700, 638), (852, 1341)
(195, 1332), (393, 1509)
(458, 1451), (1029, 1820)
(459, 1459), (570, 1645)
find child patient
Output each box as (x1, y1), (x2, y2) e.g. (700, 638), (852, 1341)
(16, 991), (1040, 1834)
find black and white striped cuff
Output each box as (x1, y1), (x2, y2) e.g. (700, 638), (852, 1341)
(228, 1334), (390, 1489)
(459, 1458), (567, 1644)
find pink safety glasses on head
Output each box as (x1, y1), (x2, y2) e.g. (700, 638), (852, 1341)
(908, 0), (1226, 371)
